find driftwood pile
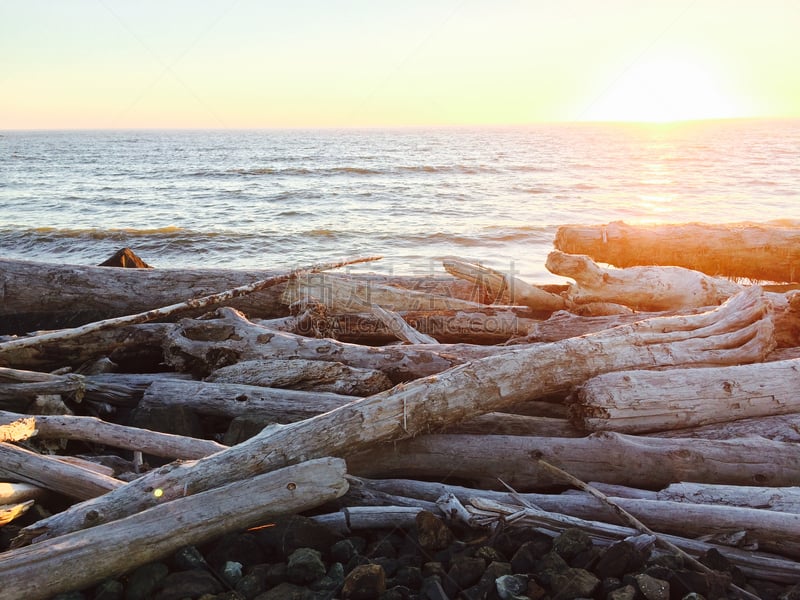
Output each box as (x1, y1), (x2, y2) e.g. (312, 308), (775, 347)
(2, 222), (800, 598)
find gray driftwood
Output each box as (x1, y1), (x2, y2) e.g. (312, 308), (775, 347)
(16, 288), (773, 544)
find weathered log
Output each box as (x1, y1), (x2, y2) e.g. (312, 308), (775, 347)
(0, 410), (227, 460)
(0, 482), (44, 504)
(140, 379), (357, 422)
(312, 506), (425, 536)
(0, 442), (121, 500)
(555, 221), (800, 283)
(546, 250), (742, 310)
(0, 416), (35, 442)
(442, 257), (566, 312)
(283, 272), (489, 313)
(346, 432), (800, 489)
(17, 288), (773, 544)
(446, 413), (583, 437)
(164, 307), (504, 381)
(0, 457), (348, 600)
(206, 358), (393, 396)
(658, 483), (800, 514)
(0, 500), (34, 527)
(259, 307), (535, 344)
(647, 413), (800, 442)
(370, 304), (438, 344)
(571, 358), (800, 434)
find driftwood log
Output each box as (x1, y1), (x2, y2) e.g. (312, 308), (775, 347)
(657, 482), (800, 514)
(555, 221), (800, 283)
(571, 358), (800, 433)
(647, 413), (800, 442)
(0, 457), (348, 600)
(16, 287), (773, 544)
(546, 250), (742, 310)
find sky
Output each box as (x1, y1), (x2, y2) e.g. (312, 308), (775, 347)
(1, 0), (799, 129)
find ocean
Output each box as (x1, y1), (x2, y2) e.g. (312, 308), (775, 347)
(1, 119), (798, 284)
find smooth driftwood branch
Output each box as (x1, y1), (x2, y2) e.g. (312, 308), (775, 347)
(0, 255), (380, 359)
(442, 257), (566, 312)
(0, 482), (44, 504)
(648, 413), (800, 443)
(546, 249), (742, 311)
(571, 358), (800, 433)
(346, 432), (800, 490)
(554, 221), (800, 283)
(0, 410), (227, 460)
(658, 482), (800, 515)
(0, 442), (122, 500)
(16, 287), (774, 545)
(370, 304), (438, 344)
(0, 457), (348, 600)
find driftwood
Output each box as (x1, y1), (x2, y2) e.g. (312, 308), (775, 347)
(313, 506), (425, 536)
(571, 359), (800, 433)
(0, 457), (348, 600)
(346, 432), (800, 489)
(647, 413), (800, 442)
(17, 288), (773, 544)
(442, 257), (566, 312)
(555, 221), (800, 283)
(658, 482), (800, 514)
(140, 379), (357, 422)
(0, 416), (35, 442)
(0, 442), (122, 500)
(205, 358), (393, 396)
(0, 482), (44, 504)
(446, 413), (583, 437)
(0, 410), (226, 460)
(546, 250), (742, 310)
(370, 304), (438, 344)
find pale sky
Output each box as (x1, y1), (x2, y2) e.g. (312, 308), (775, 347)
(1, 0), (798, 128)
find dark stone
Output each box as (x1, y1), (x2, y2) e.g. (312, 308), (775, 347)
(92, 578), (124, 600)
(546, 567), (600, 600)
(391, 566), (423, 590)
(129, 404), (205, 439)
(332, 538), (361, 564)
(633, 573), (670, 600)
(253, 582), (314, 600)
(310, 561), (344, 593)
(152, 570), (223, 600)
(445, 555), (486, 595)
(420, 575), (449, 600)
(235, 572), (268, 600)
(608, 584), (637, 600)
(373, 556), (400, 578)
(254, 515), (341, 560)
(699, 548), (747, 587)
(221, 560), (243, 586)
(367, 537), (399, 559)
(491, 526), (545, 558)
(51, 594), (86, 600)
(264, 562), (288, 587)
(98, 248), (152, 268)
(495, 574), (529, 599)
(205, 532), (266, 570)
(531, 551), (569, 587)
(124, 562), (169, 600)
(527, 578), (548, 600)
(511, 537), (553, 574)
(595, 540), (649, 579)
(421, 562), (446, 579)
(648, 552), (684, 571)
(380, 587), (411, 600)
(287, 547), (327, 585)
(415, 511), (454, 551)
(342, 563), (387, 599)
(171, 545), (207, 571)
(474, 545), (506, 564)
(551, 528), (593, 562)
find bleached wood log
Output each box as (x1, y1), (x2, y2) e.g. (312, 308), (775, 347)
(0, 442), (121, 500)
(0, 457), (348, 600)
(0, 500), (34, 527)
(0, 416), (35, 442)
(371, 304), (438, 344)
(546, 250), (742, 310)
(347, 432), (800, 489)
(555, 221), (800, 283)
(164, 306), (504, 381)
(658, 483), (800, 514)
(283, 272), (487, 313)
(259, 307), (534, 344)
(442, 257), (565, 312)
(648, 413), (800, 442)
(206, 358), (393, 396)
(571, 359), (800, 433)
(0, 410), (226, 460)
(312, 506), (424, 536)
(140, 379), (357, 422)
(17, 288), (774, 544)
(0, 482), (44, 504)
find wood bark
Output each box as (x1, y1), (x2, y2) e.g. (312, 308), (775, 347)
(205, 358), (393, 396)
(0, 442), (122, 500)
(17, 288), (773, 544)
(140, 379), (358, 422)
(571, 358), (800, 434)
(0, 410), (227, 460)
(546, 250), (743, 311)
(442, 257), (566, 312)
(346, 432), (800, 490)
(0, 457), (348, 600)
(555, 221), (800, 283)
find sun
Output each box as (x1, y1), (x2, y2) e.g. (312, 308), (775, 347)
(583, 56), (742, 123)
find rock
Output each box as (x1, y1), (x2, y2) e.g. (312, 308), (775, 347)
(552, 528), (593, 562)
(331, 538), (362, 564)
(511, 537), (552, 574)
(222, 561), (243, 586)
(342, 563), (387, 599)
(51, 593), (86, 600)
(124, 562), (169, 600)
(205, 532), (266, 570)
(93, 578), (124, 600)
(608, 584), (637, 600)
(391, 565), (423, 590)
(254, 515), (340, 559)
(594, 540), (648, 579)
(546, 567), (600, 600)
(253, 582), (314, 600)
(287, 547), (327, 585)
(415, 511), (454, 551)
(264, 562), (288, 587)
(680, 594), (707, 600)
(445, 555), (486, 594)
(98, 248), (152, 268)
(634, 573), (670, 600)
(496, 574), (529, 599)
(532, 551), (570, 587)
(422, 562), (446, 579)
(474, 545), (506, 564)
(172, 545), (207, 571)
(152, 570), (223, 600)
(420, 575), (449, 600)
(310, 562), (345, 594)
(699, 548), (747, 587)
(235, 571), (268, 600)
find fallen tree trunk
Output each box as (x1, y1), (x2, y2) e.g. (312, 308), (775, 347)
(546, 250), (743, 310)
(658, 482), (800, 514)
(0, 457), (348, 600)
(205, 358), (393, 396)
(346, 432), (800, 489)
(647, 413), (800, 442)
(16, 288), (773, 545)
(555, 221), (800, 283)
(571, 358), (800, 434)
